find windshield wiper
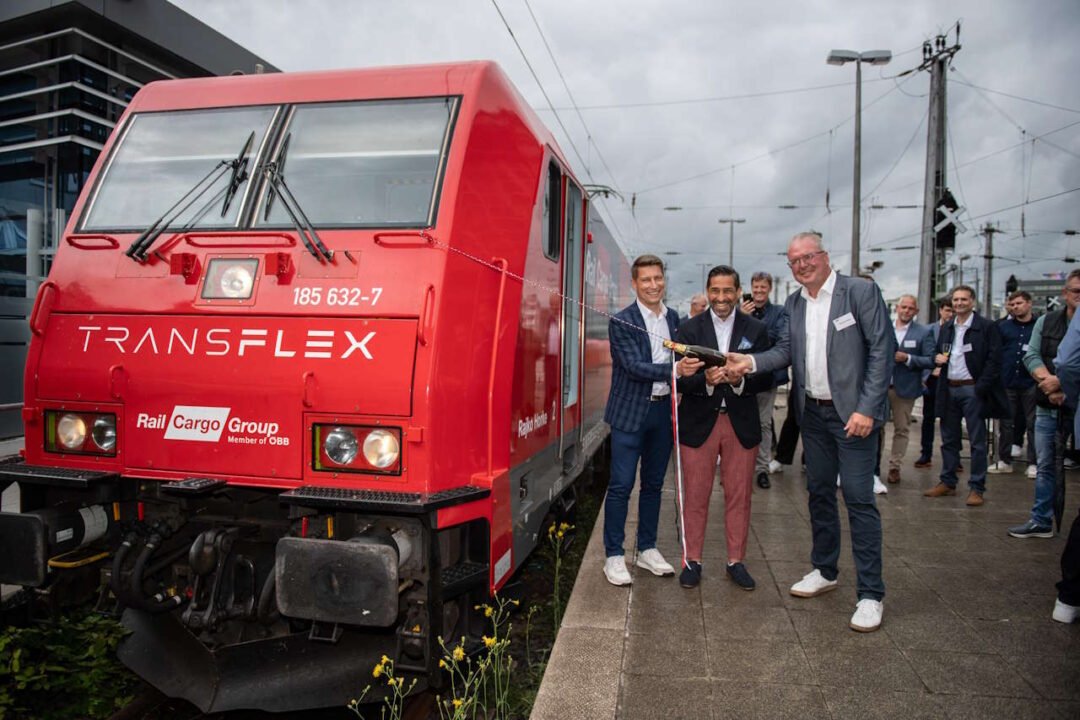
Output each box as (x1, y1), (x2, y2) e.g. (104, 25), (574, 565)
(125, 133), (255, 262)
(263, 134), (333, 263)
(220, 131), (255, 218)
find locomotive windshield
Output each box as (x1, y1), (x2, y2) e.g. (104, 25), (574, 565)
(256, 98), (456, 228)
(81, 106), (278, 231)
(80, 97), (457, 232)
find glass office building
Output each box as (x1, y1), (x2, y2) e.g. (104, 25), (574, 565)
(0, 0), (276, 437)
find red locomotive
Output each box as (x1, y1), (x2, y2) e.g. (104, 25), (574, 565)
(0, 61), (629, 711)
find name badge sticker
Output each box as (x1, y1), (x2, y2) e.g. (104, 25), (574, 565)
(960, 343), (973, 353)
(1022, 343), (1030, 351)
(903, 339), (917, 348)
(833, 312), (856, 331)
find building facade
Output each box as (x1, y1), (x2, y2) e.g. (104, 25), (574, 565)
(0, 0), (276, 437)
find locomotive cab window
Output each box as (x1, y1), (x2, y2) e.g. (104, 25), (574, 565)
(542, 161), (562, 261)
(80, 106), (278, 231)
(256, 97), (458, 228)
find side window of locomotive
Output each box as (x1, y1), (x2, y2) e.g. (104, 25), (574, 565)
(81, 106), (277, 231)
(542, 162), (561, 261)
(257, 97), (458, 228)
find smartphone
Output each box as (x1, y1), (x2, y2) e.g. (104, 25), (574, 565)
(742, 293), (753, 302)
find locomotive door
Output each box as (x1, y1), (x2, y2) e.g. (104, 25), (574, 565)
(558, 180), (585, 460)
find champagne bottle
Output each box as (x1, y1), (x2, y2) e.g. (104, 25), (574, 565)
(662, 340), (727, 368)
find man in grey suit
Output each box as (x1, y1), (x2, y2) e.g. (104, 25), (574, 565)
(727, 232), (892, 632)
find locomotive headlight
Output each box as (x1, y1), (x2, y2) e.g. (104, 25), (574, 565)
(92, 416), (117, 451)
(313, 424), (402, 475)
(45, 410), (118, 456)
(201, 258), (259, 300)
(323, 427), (359, 465)
(56, 413), (87, 450)
(363, 430), (400, 469)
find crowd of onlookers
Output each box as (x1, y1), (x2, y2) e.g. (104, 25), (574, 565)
(597, 232), (1079, 634)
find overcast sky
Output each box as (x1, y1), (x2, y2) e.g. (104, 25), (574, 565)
(174, 0), (1080, 313)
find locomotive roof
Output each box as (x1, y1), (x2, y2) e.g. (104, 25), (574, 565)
(128, 60), (572, 177)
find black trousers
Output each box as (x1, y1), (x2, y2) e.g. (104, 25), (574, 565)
(919, 376), (938, 459)
(776, 404), (801, 465)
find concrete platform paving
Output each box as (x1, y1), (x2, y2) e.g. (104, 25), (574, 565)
(531, 415), (1080, 720)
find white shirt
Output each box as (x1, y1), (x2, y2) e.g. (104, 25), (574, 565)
(895, 320), (914, 367)
(637, 299), (672, 396)
(802, 270), (837, 399)
(947, 313), (975, 381)
(705, 308), (744, 398)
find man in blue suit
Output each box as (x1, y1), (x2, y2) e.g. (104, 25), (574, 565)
(602, 254), (693, 586)
(886, 295), (935, 484)
(726, 232), (892, 633)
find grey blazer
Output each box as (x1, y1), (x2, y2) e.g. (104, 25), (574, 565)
(753, 273), (892, 427)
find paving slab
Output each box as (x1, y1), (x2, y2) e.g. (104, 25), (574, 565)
(531, 407), (1080, 720)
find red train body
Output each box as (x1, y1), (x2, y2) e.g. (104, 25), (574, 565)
(0, 62), (629, 711)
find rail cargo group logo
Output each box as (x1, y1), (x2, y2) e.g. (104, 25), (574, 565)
(162, 406), (231, 442)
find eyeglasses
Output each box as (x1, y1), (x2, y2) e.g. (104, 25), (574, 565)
(1064, 287), (1080, 295)
(787, 250), (825, 268)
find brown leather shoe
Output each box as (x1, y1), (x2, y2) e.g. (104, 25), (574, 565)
(914, 458), (932, 468)
(887, 468), (901, 484)
(965, 491), (984, 506)
(924, 483), (956, 497)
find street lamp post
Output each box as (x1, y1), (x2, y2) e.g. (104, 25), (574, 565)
(827, 48), (892, 276)
(718, 218), (746, 266)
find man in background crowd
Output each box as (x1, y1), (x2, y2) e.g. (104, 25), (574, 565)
(688, 293), (708, 319)
(740, 271), (788, 489)
(916, 300), (954, 468)
(885, 295), (935, 485)
(925, 285), (1008, 506)
(989, 290), (1038, 477)
(1010, 271), (1080, 538)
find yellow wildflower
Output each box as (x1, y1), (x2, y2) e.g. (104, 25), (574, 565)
(556, 530), (564, 539)
(438, 659), (447, 669)
(381, 654), (391, 664)
(372, 664), (384, 678)
(483, 605), (494, 618)
(452, 645), (465, 661)
(547, 523), (556, 535)
(560, 522), (571, 531)
(483, 635), (496, 648)
(452, 698), (464, 709)
(411, 624), (421, 632)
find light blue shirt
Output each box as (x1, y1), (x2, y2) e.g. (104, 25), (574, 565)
(1053, 310), (1080, 438)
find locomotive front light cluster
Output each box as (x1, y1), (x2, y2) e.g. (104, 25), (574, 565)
(202, 258), (259, 299)
(314, 424), (401, 474)
(45, 411), (118, 455)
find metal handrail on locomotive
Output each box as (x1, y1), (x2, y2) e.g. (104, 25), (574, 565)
(0, 61), (630, 712)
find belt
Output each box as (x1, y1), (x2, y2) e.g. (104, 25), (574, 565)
(805, 394), (834, 407)
(649, 394), (670, 402)
(948, 379), (976, 387)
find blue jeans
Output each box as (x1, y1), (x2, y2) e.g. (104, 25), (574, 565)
(801, 401), (885, 601)
(940, 384), (988, 493)
(1032, 411), (1058, 527)
(604, 400), (673, 557)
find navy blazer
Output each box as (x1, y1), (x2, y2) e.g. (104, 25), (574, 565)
(674, 310), (773, 449)
(604, 302), (680, 433)
(890, 322), (935, 399)
(933, 312), (1009, 419)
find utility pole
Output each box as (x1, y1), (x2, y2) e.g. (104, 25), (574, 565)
(982, 223), (1003, 317)
(718, 218), (746, 267)
(915, 27), (961, 323)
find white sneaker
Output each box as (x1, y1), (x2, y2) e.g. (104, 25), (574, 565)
(873, 475), (888, 495)
(768, 459), (783, 474)
(1052, 598), (1079, 623)
(635, 548), (675, 577)
(604, 556), (632, 586)
(1026, 464), (1037, 479)
(987, 461), (1013, 474)
(790, 569), (839, 598)
(1011, 444), (1023, 458)
(850, 598), (884, 632)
